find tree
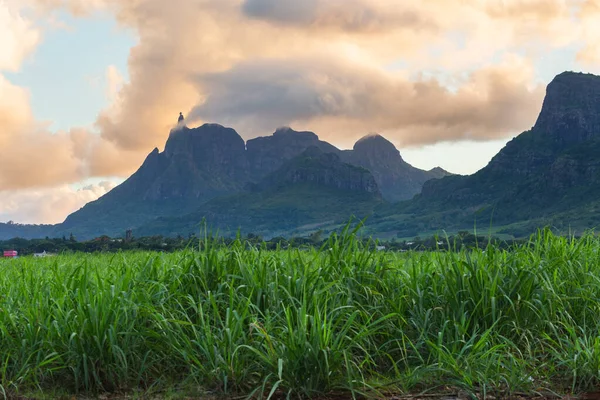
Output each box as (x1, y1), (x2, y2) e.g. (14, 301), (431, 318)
(309, 230), (323, 245)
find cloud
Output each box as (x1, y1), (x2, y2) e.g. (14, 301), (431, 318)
(0, 67), (145, 190)
(0, 0), (40, 71)
(78, 0), (591, 151)
(0, 181), (116, 224)
(577, 0), (600, 65)
(241, 0), (437, 34)
(0, 74), (32, 137)
(105, 65), (124, 102)
(242, 0), (317, 25)
(0, 2), (76, 190)
(0, 1), (149, 190)
(190, 55), (545, 146)
(26, 0), (108, 16)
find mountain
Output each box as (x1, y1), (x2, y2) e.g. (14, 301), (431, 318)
(135, 147), (383, 238)
(246, 127), (341, 178)
(245, 127), (446, 201)
(0, 222), (57, 241)
(253, 146), (381, 195)
(49, 122), (444, 239)
(58, 125), (344, 238)
(341, 134), (452, 201)
(59, 124), (251, 238)
(377, 71), (600, 237)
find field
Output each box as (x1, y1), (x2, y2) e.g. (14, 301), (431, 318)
(1, 228), (600, 399)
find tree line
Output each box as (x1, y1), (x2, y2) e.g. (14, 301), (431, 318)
(0, 228), (527, 256)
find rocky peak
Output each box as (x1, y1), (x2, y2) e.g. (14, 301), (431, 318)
(272, 126), (319, 140)
(246, 126), (340, 178)
(428, 167), (453, 179)
(419, 71), (600, 211)
(140, 123), (249, 202)
(353, 133), (403, 160)
(341, 133), (453, 202)
(533, 71), (600, 146)
(164, 123), (246, 158)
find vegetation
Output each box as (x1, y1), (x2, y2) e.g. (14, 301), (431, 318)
(0, 228), (515, 256)
(0, 234), (190, 255)
(1, 227), (600, 398)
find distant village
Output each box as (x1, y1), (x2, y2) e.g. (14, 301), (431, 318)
(3, 249), (54, 258)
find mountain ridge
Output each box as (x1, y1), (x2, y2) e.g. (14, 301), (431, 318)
(40, 124), (445, 240)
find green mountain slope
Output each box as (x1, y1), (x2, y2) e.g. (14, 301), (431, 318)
(136, 148), (384, 238)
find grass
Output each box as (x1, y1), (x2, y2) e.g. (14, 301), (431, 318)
(1, 226), (600, 398)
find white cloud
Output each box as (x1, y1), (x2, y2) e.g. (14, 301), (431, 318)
(0, 0), (40, 71)
(0, 181), (116, 224)
(105, 64), (124, 102)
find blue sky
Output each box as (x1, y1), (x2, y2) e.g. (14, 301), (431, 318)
(6, 11), (135, 132)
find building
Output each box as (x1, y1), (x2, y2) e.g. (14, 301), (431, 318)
(34, 251), (54, 258)
(3, 250), (18, 258)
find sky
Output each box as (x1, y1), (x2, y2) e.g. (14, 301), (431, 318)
(2, 0), (600, 224)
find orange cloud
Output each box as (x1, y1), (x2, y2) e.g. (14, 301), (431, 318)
(0, 1), (149, 191)
(82, 0), (591, 149)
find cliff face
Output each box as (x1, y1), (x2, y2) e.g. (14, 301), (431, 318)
(533, 72), (600, 146)
(61, 124), (251, 236)
(256, 146), (381, 196)
(147, 124), (249, 200)
(90, 124), (249, 205)
(474, 72), (600, 181)
(417, 71), (600, 222)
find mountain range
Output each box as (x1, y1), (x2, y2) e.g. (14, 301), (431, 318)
(1, 123), (447, 240)
(3, 71), (600, 241)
